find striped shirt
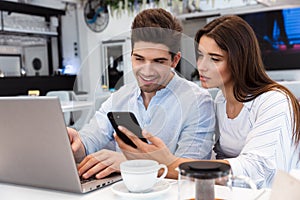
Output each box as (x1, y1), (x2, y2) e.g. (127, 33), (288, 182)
(214, 90), (300, 188)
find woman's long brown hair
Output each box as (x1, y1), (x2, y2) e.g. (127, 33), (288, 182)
(195, 15), (300, 145)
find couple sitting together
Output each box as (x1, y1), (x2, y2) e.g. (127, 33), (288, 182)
(67, 8), (300, 189)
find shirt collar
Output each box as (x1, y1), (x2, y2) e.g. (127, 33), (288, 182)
(215, 91), (254, 109)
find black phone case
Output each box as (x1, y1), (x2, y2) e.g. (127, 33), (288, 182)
(107, 112), (147, 148)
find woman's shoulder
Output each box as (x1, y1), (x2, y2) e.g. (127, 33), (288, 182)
(255, 90), (289, 103)
(214, 89), (289, 103)
(249, 90), (292, 113)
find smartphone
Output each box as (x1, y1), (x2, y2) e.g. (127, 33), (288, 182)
(107, 112), (148, 148)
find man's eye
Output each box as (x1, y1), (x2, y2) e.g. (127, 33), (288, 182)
(156, 60), (165, 64)
(135, 57), (143, 61)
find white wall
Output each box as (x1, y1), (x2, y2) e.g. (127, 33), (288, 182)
(75, 6), (134, 96)
(61, 3), (80, 75)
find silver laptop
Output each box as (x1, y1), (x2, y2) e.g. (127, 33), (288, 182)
(0, 96), (121, 193)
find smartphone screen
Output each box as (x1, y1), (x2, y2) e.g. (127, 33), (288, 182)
(107, 112), (148, 148)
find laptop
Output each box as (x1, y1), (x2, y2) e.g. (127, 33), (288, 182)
(0, 96), (122, 193)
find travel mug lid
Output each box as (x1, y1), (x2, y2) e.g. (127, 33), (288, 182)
(178, 161), (231, 179)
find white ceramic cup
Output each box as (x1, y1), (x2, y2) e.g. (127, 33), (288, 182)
(120, 159), (168, 193)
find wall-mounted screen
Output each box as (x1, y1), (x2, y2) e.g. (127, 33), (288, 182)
(239, 7), (300, 70)
(0, 54), (22, 77)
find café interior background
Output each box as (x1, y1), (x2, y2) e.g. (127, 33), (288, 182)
(1, 0), (300, 105)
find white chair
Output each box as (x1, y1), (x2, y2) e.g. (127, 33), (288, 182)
(46, 91), (72, 125)
(71, 92), (111, 130)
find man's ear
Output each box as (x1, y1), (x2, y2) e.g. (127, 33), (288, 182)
(171, 52), (181, 68)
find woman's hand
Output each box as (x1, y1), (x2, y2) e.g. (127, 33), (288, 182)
(114, 126), (177, 166)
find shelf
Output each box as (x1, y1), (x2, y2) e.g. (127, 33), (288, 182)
(0, 1), (64, 38)
(0, 1), (66, 73)
(1, 28), (58, 37)
(0, 1), (65, 17)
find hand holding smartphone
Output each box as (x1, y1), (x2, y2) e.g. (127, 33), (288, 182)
(107, 112), (148, 148)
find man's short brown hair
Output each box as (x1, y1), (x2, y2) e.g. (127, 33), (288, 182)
(131, 8), (183, 57)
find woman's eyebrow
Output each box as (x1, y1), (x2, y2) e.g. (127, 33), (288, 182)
(208, 53), (224, 58)
(197, 49), (223, 57)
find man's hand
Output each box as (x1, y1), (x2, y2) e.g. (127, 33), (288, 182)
(67, 127), (86, 162)
(114, 126), (177, 166)
(115, 126), (198, 179)
(78, 149), (126, 179)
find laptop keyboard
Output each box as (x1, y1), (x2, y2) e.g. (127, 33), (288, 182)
(80, 176), (97, 184)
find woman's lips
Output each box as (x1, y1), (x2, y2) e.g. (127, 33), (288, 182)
(199, 75), (209, 82)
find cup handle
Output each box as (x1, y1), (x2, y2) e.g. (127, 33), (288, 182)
(156, 164), (168, 182)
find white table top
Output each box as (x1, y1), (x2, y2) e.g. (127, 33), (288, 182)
(0, 180), (271, 200)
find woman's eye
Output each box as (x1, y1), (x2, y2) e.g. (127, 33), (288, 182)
(196, 51), (203, 58)
(211, 57), (221, 62)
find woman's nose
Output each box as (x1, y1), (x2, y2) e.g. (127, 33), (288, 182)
(197, 59), (208, 72)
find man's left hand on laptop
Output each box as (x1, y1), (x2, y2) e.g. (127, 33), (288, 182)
(67, 127), (86, 162)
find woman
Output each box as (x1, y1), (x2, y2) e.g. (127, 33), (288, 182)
(115, 15), (300, 188)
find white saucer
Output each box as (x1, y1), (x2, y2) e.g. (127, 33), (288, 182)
(111, 180), (171, 199)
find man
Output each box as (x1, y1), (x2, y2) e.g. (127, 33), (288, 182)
(68, 8), (215, 180)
